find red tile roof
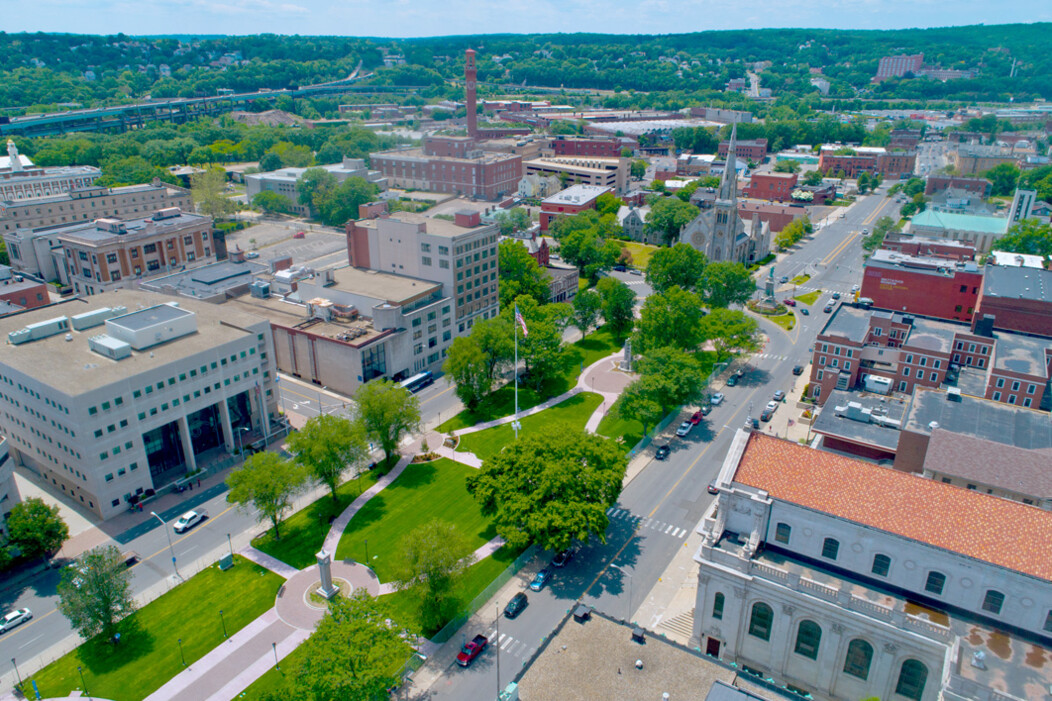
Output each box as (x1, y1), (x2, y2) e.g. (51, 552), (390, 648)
(734, 433), (1052, 582)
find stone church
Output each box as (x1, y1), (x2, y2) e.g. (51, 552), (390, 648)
(679, 125), (772, 265)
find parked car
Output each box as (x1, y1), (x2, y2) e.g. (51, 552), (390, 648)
(698, 405), (712, 417)
(529, 568), (551, 592)
(690, 411), (703, 425)
(173, 509), (206, 534)
(244, 251), (259, 259)
(710, 393), (725, 405)
(707, 480), (720, 495)
(760, 408), (774, 422)
(504, 593), (528, 619)
(552, 550), (573, 568)
(744, 416), (759, 431)
(823, 304), (834, 313)
(629, 268), (642, 275)
(783, 298), (796, 307)
(839, 212), (846, 219)
(457, 634), (489, 667)
(675, 421), (694, 437)
(293, 231), (306, 239)
(613, 264), (627, 272)
(800, 308), (809, 316)
(0, 608), (32, 633)
(725, 375), (738, 387)
(792, 365), (804, 376)
(734, 368), (745, 378)
(766, 400), (779, 413)
(851, 284), (860, 293)
(773, 390), (786, 402)
(655, 445), (671, 460)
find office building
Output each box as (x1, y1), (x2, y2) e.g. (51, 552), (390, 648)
(244, 158), (387, 217)
(539, 184), (613, 232)
(0, 291), (278, 519)
(873, 53), (924, 81)
(523, 156), (627, 194)
(860, 249), (983, 323)
(370, 144), (521, 201)
(818, 146), (917, 179)
(0, 140), (101, 202)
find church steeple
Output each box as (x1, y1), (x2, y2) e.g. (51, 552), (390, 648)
(717, 124), (738, 203)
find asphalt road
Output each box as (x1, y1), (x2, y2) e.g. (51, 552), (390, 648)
(425, 188), (892, 701)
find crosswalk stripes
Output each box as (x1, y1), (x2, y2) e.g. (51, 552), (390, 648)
(486, 630), (537, 659)
(606, 506), (688, 539)
(754, 353), (788, 361)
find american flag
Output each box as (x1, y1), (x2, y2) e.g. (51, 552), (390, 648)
(514, 305), (529, 338)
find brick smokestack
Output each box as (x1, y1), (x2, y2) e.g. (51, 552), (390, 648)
(465, 48), (478, 139)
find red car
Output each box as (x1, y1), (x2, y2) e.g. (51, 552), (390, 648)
(293, 231), (306, 239)
(783, 298), (796, 307)
(690, 411), (703, 425)
(457, 634), (488, 667)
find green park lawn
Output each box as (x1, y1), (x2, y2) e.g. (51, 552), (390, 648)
(597, 403), (645, 452)
(621, 241), (660, 270)
(23, 556), (282, 701)
(252, 470), (380, 570)
(437, 327), (621, 432)
(796, 290), (821, 305)
(790, 273), (811, 285)
(334, 458), (497, 581)
(457, 392), (603, 462)
(768, 313), (796, 331)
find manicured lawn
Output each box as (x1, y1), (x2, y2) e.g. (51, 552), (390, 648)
(767, 313), (796, 331)
(457, 392), (603, 462)
(334, 458), (496, 581)
(437, 328), (621, 432)
(790, 273), (811, 285)
(796, 290), (821, 305)
(621, 241), (661, 270)
(578, 276), (590, 292)
(22, 556), (282, 701)
(597, 400), (646, 451)
(252, 470), (380, 570)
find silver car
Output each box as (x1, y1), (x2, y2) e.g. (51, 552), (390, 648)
(173, 509), (207, 533)
(0, 608), (32, 633)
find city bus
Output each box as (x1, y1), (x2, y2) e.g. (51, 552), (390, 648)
(400, 371), (434, 393)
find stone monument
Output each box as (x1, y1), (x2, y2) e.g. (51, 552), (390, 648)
(620, 338), (633, 372)
(316, 548), (340, 600)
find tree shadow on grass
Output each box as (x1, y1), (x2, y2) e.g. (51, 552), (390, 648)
(80, 616), (155, 676)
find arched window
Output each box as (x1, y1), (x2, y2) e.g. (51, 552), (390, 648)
(793, 620), (822, 659)
(872, 553), (891, 577)
(712, 592), (725, 620)
(895, 659), (928, 700)
(842, 639), (873, 680)
(748, 602), (773, 641)
(822, 537), (840, 560)
(774, 522), (791, 544)
(982, 590), (1004, 615)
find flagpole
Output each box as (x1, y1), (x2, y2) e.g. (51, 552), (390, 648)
(513, 305), (522, 440)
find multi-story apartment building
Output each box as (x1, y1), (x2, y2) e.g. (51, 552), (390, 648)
(809, 305), (1050, 409)
(51, 209), (215, 296)
(694, 430), (1052, 701)
(818, 146), (917, 179)
(3, 182), (192, 280)
(1, 140), (101, 201)
(346, 211), (499, 335)
(0, 291), (278, 519)
(720, 137), (768, 162)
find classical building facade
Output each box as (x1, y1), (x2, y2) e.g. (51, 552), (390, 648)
(0, 141), (101, 201)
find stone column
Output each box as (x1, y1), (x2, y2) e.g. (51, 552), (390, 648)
(178, 414), (197, 473)
(218, 399), (235, 452)
(316, 549), (340, 600)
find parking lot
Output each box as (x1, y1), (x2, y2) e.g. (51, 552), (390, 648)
(225, 218), (348, 267)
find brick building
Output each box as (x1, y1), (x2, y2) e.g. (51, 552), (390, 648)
(818, 146), (916, 179)
(873, 53), (924, 81)
(736, 201), (805, 233)
(0, 276), (50, 313)
(860, 249), (983, 323)
(538, 184), (612, 233)
(719, 137), (767, 162)
(889, 129), (923, 150)
(743, 172), (797, 201)
(880, 233), (976, 261)
(975, 264), (1052, 338)
(550, 137), (621, 158)
(369, 145), (521, 200)
(924, 176), (992, 197)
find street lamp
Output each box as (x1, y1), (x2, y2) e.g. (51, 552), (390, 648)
(273, 642), (280, 670)
(77, 665), (89, 699)
(610, 563), (633, 624)
(178, 638), (186, 667)
(151, 511), (181, 580)
(220, 609), (227, 638)
(364, 539), (369, 564)
(11, 658), (21, 687)
(495, 603), (502, 697)
(236, 426), (250, 457)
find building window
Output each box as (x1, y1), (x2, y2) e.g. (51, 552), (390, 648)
(993, 391), (1001, 402)
(794, 620), (821, 660)
(843, 639), (873, 680)
(748, 602), (773, 641)
(712, 592), (724, 620)
(895, 660), (928, 701)
(982, 590), (1004, 615)
(775, 522), (791, 544)
(925, 571), (946, 595)
(1028, 384), (1037, 395)
(821, 538), (839, 560)
(1044, 610), (1052, 633)
(872, 554), (891, 577)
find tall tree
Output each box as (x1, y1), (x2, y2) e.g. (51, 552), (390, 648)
(596, 276), (636, 340)
(391, 520), (473, 632)
(467, 427), (626, 552)
(637, 347), (709, 409)
(701, 261), (757, 308)
(498, 239), (550, 308)
(287, 414), (369, 503)
(289, 591), (412, 701)
(57, 546), (135, 640)
(191, 166), (236, 220)
(227, 452), (309, 540)
(6, 497), (68, 561)
(506, 298), (567, 390)
(615, 379), (664, 436)
(993, 219), (1052, 258)
(314, 176), (379, 228)
(443, 336), (492, 410)
(252, 190), (294, 214)
(645, 243), (708, 292)
(572, 288), (603, 338)
(701, 308), (761, 360)
(471, 317), (515, 382)
(595, 192), (623, 217)
(646, 197), (699, 245)
(633, 286), (706, 354)
(984, 163), (1021, 197)
(355, 379), (421, 467)
(295, 167), (338, 208)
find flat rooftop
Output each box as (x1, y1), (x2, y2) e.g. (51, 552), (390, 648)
(905, 386), (1052, 449)
(50, 210), (206, 244)
(906, 316), (956, 354)
(224, 294), (386, 346)
(0, 290), (264, 394)
(982, 264), (1052, 302)
(325, 265), (441, 306)
(356, 211), (493, 240)
(140, 259), (271, 298)
(820, 304), (880, 343)
(516, 609), (784, 701)
(992, 332), (1050, 376)
(810, 389), (909, 453)
(542, 184), (612, 205)
(866, 249), (980, 276)
(372, 146), (519, 165)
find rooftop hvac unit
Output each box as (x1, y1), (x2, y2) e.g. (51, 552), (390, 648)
(249, 281), (271, 299)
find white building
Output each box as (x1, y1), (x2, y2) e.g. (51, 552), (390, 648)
(244, 158), (387, 217)
(1, 141), (100, 202)
(0, 291), (278, 519)
(693, 430), (1052, 701)
(517, 173), (561, 199)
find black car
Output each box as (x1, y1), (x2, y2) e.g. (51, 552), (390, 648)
(707, 480), (720, 495)
(726, 375), (738, 387)
(800, 307), (809, 316)
(552, 549), (573, 568)
(792, 365), (804, 376)
(655, 444), (671, 460)
(504, 592), (528, 619)
(760, 408), (774, 422)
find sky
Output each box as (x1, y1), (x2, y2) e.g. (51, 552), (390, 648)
(5, 0), (1050, 38)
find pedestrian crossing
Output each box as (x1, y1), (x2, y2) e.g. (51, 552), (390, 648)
(485, 630), (536, 660)
(606, 507), (690, 539)
(625, 280), (647, 286)
(753, 353), (789, 361)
